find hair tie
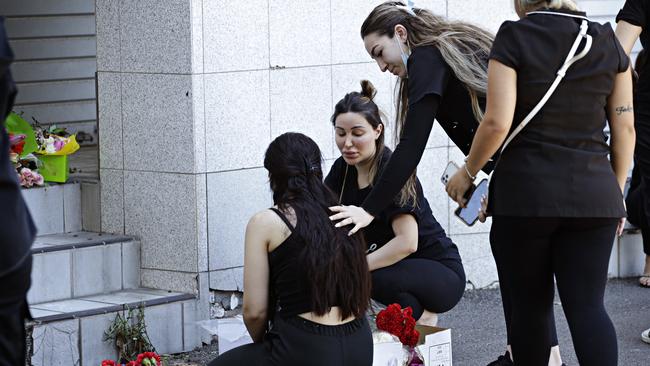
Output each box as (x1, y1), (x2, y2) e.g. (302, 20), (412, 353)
(303, 157), (319, 175)
(397, 0), (416, 16)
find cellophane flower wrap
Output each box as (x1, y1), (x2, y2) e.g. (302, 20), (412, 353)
(34, 125), (79, 156)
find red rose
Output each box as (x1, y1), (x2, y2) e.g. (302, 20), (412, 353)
(403, 306), (413, 318)
(101, 361), (117, 366)
(376, 303), (420, 347)
(126, 362), (137, 366)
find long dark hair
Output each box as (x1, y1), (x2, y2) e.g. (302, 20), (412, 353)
(263, 132), (371, 319)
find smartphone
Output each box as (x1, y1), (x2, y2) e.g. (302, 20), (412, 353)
(441, 161), (460, 186)
(454, 178), (488, 226)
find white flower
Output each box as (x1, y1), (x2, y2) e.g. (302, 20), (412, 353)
(44, 137), (57, 154)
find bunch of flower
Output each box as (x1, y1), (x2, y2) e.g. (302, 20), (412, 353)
(8, 133), (44, 188)
(18, 167), (44, 187)
(376, 304), (420, 347)
(33, 124), (75, 154)
(101, 352), (162, 366)
(135, 352), (162, 366)
(9, 133), (25, 157)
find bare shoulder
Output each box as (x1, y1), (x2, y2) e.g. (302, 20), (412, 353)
(247, 209), (283, 231)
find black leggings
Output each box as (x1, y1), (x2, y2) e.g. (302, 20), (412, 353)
(490, 237), (559, 347)
(371, 256), (465, 320)
(208, 316), (372, 366)
(491, 216), (618, 366)
(0, 256), (31, 366)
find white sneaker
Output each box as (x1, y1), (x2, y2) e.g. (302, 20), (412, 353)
(642, 328), (650, 344)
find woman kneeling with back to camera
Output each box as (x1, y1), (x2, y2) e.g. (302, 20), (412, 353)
(325, 80), (466, 327)
(208, 132), (373, 366)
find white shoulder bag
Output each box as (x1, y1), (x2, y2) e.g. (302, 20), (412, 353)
(498, 13), (593, 154)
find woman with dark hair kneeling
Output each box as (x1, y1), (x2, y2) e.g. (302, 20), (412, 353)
(208, 133), (373, 366)
(325, 80), (465, 326)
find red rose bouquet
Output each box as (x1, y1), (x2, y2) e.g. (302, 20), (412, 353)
(375, 303), (424, 366)
(376, 304), (420, 347)
(100, 352), (163, 366)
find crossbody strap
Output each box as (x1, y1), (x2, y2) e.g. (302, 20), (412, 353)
(499, 18), (592, 154)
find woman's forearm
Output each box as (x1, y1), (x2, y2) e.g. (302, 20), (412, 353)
(610, 127), (636, 192)
(607, 68), (636, 192)
(367, 235), (417, 271)
(464, 118), (510, 176)
(244, 314), (268, 343)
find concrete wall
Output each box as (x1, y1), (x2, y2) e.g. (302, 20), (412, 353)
(96, 0), (630, 296)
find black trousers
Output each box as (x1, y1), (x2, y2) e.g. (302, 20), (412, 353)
(491, 217), (618, 366)
(490, 236), (559, 347)
(208, 316), (372, 366)
(626, 110), (650, 256)
(0, 255), (32, 366)
(371, 256), (465, 319)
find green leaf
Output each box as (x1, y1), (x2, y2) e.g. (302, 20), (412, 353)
(4, 112), (38, 157)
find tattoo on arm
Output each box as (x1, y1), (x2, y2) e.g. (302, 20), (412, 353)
(615, 105), (633, 115)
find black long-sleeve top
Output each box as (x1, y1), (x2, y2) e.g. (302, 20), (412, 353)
(361, 45), (494, 217)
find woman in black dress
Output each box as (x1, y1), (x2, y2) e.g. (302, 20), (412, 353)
(615, 0), (650, 346)
(446, 0), (635, 364)
(326, 80), (465, 326)
(328, 2), (563, 364)
(616, 0), (650, 290)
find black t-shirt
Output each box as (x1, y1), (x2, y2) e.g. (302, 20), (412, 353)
(408, 46), (490, 158)
(326, 149), (461, 262)
(488, 9), (628, 217)
(360, 45), (496, 216)
(617, 0), (650, 113)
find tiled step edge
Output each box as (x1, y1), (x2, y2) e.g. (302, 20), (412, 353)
(29, 288), (195, 324)
(31, 231), (136, 254)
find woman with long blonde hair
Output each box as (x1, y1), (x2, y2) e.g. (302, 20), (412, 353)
(328, 2), (564, 365)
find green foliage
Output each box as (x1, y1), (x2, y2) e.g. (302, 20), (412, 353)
(103, 304), (156, 362)
(4, 112), (38, 157)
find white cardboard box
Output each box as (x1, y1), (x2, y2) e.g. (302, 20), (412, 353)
(416, 326), (453, 366)
(216, 316), (253, 355)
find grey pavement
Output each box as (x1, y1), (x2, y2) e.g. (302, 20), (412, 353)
(438, 278), (650, 366)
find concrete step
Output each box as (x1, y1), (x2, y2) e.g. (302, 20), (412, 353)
(22, 183), (82, 235)
(608, 227), (646, 278)
(21, 180), (101, 235)
(28, 232), (140, 304)
(28, 288), (201, 366)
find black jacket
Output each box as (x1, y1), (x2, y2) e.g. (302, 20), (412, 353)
(0, 17), (35, 277)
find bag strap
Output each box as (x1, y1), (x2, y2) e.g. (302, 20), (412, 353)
(499, 19), (593, 154)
